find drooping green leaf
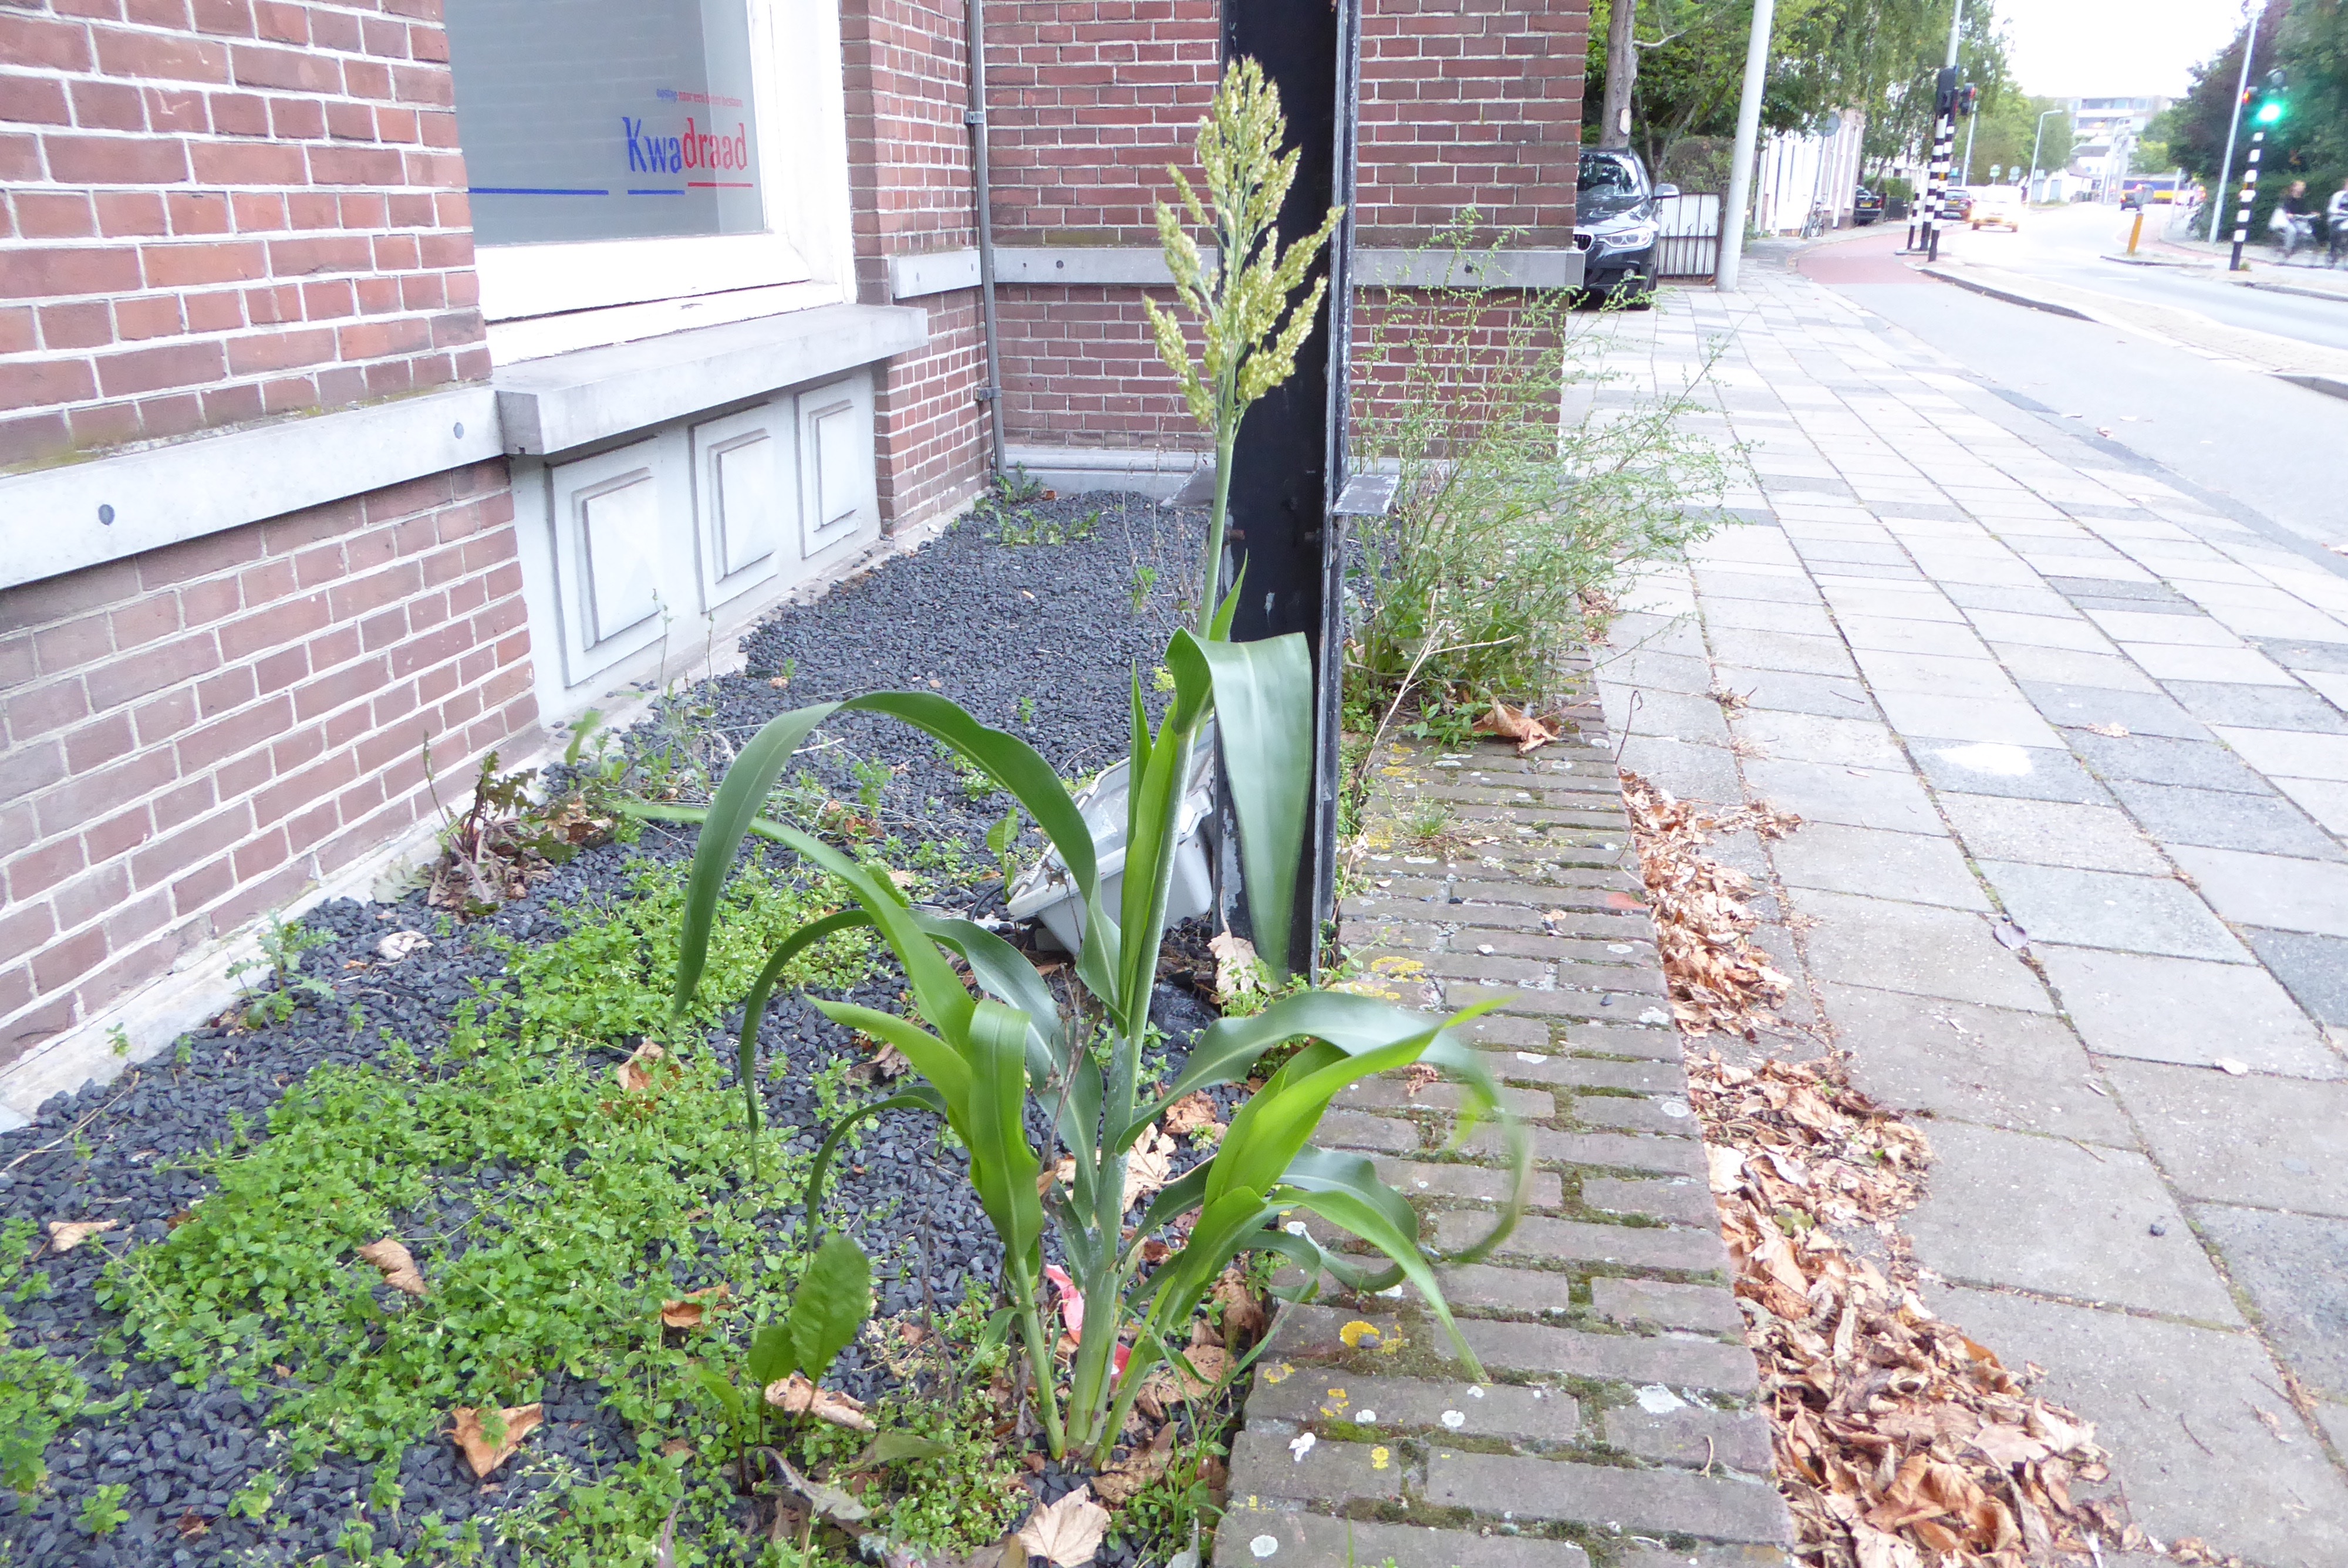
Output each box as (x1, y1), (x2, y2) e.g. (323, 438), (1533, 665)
(786, 1234), (873, 1379)
(1189, 628), (1313, 977)
(854, 1431), (953, 1468)
(694, 1362), (747, 1424)
(745, 1322), (797, 1390)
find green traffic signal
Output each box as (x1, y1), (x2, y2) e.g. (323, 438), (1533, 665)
(2254, 99), (2283, 126)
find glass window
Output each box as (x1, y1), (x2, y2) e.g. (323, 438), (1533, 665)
(447, 0), (765, 248)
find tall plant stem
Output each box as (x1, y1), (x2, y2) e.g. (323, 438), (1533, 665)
(1195, 424), (1239, 637)
(1011, 1275), (1067, 1457)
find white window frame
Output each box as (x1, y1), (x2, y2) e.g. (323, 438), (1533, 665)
(466, 0), (856, 325)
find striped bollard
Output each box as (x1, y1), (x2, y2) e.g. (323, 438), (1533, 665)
(2228, 130), (2264, 271)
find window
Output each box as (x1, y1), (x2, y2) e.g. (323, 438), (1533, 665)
(447, 0), (847, 323)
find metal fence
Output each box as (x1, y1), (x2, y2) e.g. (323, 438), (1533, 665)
(1654, 192), (1722, 282)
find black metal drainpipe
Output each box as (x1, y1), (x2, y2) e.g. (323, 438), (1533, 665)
(966, 0), (1008, 477)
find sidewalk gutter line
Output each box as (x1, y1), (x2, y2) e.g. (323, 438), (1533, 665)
(2274, 372), (2348, 404)
(2230, 276), (2348, 305)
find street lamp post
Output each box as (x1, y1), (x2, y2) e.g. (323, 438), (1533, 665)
(1715, 0), (1776, 291)
(1906, 0), (1965, 261)
(2027, 106), (2060, 203)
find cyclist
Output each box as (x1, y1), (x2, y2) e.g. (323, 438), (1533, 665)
(2329, 177), (2348, 268)
(2273, 180), (2316, 263)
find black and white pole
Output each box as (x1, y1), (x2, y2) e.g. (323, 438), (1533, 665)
(2228, 129), (2263, 271)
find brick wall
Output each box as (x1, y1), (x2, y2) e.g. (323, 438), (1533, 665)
(871, 292), (989, 525)
(0, 460), (534, 1069)
(0, 0), (487, 472)
(980, 0), (1587, 454)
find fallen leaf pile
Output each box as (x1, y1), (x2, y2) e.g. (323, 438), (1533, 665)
(1162, 1091), (1223, 1140)
(1016, 1483), (1109, 1567)
(45, 1219), (119, 1253)
(765, 1372), (876, 1431)
(1473, 701), (1563, 755)
(1208, 932), (1266, 1008)
(1121, 1124), (1178, 1212)
(1620, 770), (1802, 1036)
(1691, 1053), (2144, 1566)
(659, 1283), (730, 1329)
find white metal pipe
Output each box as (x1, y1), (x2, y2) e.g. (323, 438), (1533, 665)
(2208, 7), (2259, 242)
(1715, 0), (1776, 291)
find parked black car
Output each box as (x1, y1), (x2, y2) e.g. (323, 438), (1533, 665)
(1574, 147), (1677, 307)
(1853, 187), (1885, 225)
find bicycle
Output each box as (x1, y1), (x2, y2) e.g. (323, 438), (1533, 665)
(2276, 211), (2317, 265)
(1800, 203), (1829, 239)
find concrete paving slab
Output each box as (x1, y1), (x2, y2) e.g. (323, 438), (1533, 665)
(1965, 609), (2110, 650)
(1837, 615), (1993, 658)
(1600, 649), (1716, 695)
(2015, 681), (2212, 739)
(2038, 945), (2340, 1078)
(1611, 735), (1743, 805)
(1702, 626), (1860, 678)
(1692, 569), (1824, 604)
(2212, 724), (2348, 780)
(1976, 861), (2247, 961)
(1820, 981), (2138, 1144)
(2275, 776), (2348, 836)
(1697, 596), (1840, 637)
(2169, 845), (2348, 938)
(1706, 664), (1875, 718)
(1736, 758), (1941, 833)
(2190, 1205), (2348, 1401)
(1941, 582), (2080, 617)
(1938, 795), (2168, 873)
(2068, 731), (2276, 794)
(1985, 643), (2164, 692)
(1908, 1121), (2240, 1321)
(2046, 576), (2197, 609)
(1851, 648), (2025, 698)
(1772, 822), (1989, 910)
(2104, 778), (2346, 860)
(1875, 691), (2064, 747)
(2171, 684), (2348, 734)
(1933, 1286), (2348, 1568)
(1603, 686), (1732, 748)
(1790, 890), (2052, 1013)
(2245, 929), (2348, 1028)
(2104, 1059), (2348, 1217)
(2082, 607), (2245, 646)
(1913, 739), (2113, 804)
(2122, 643), (2300, 686)
(1729, 709), (1906, 769)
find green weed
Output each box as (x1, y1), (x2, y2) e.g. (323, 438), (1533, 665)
(226, 912), (334, 1029)
(0, 1219), (88, 1496)
(76, 1482), (129, 1537)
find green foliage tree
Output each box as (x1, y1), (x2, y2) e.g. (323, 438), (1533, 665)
(2164, 0), (2346, 241)
(1580, 0), (2012, 185)
(1958, 94), (2073, 185)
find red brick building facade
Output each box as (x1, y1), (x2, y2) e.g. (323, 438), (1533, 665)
(1, 0), (1587, 1083)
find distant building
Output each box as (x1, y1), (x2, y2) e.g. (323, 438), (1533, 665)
(2055, 94), (2172, 201)
(1751, 111), (1867, 235)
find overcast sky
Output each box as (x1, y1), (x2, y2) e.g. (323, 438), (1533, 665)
(1996, 0), (2248, 99)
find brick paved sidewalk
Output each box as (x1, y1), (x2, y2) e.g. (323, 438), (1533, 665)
(1585, 260), (2348, 1566)
(1213, 707), (1790, 1568)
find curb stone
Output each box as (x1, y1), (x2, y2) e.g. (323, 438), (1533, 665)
(1214, 675), (1789, 1567)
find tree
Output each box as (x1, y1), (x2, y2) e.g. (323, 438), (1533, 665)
(2165, 0), (2346, 240)
(1956, 94), (2073, 185)
(1583, 0), (2013, 187)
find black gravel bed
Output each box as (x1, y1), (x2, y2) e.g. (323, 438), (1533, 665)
(0, 496), (1230, 1566)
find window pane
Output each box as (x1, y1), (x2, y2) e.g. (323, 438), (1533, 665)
(448, 0), (764, 247)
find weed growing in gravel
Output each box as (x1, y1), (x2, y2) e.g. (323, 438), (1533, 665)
(1, 1219), (87, 1496)
(74, 1481), (128, 1537)
(225, 913), (335, 1029)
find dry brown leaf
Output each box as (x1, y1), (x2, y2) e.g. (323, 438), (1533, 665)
(1016, 1483), (1109, 1567)
(1473, 701), (1561, 755)
(1121, 1127), (1174, 1212)
(660, 1283), (731, 1329)
(1091, 1423), (1175, 1507)
(764, 1373), (876, 1431)
(451, 1404), (542, 1478)
(1162, 1091), (1222, 1138)
(1038, 1154), (1077, 1197)
(46, 1220), (118, 1253)
(1207, 932), (1264, 1005)
(616, 1040), (667, 1093)
(356, 1236), (427, 1297)
(2083, 722), (2130, 738)
(1210, 1267), (1268, 1348)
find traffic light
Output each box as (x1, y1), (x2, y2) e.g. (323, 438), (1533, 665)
(1956, 84), (1980, 118)
(2253, 69), (2288, 126)
(1935, 66), (1958, 118)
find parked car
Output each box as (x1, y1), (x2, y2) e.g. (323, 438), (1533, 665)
(1969, 186), (2021, 231)
(1853, 187), (1885, 225)
(1574, 147), (1676, 308)
(2120, 186), (2143, 210)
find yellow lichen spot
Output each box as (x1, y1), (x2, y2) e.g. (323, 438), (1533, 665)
(1262, 1361), (1294, 1385)
(1370, 1446), (1392, 1471)
(1377, 1333), (1408, 1356)
(1337, 1320), (1382, 1349)
(1325, 1387), (1347, 1406)
(1368, 955), (1426, 977)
